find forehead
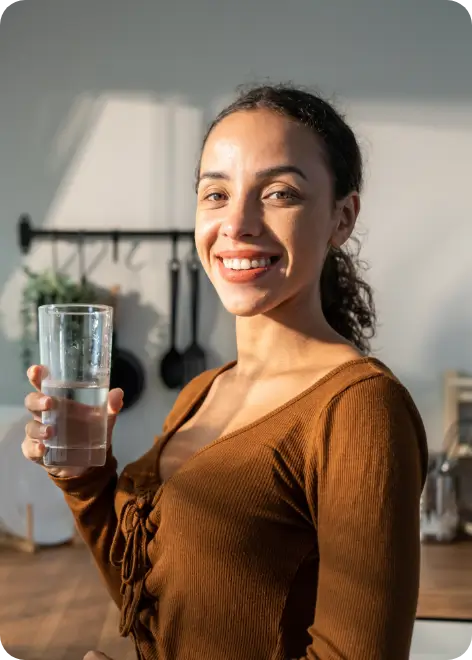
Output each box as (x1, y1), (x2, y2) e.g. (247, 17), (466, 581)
(200, 109), (326, 175)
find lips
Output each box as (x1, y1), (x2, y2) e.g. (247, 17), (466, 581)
(215, 251), (281, 284)
(216, 250), (279, 260)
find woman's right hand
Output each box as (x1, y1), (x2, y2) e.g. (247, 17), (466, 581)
(22, 365), (124, 479)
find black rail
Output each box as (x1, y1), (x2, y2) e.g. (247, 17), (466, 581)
(18, 214), (194, 260)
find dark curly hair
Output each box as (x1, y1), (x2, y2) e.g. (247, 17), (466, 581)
(197, 83), (376, 353)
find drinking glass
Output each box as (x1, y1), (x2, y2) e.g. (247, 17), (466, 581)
(38, 304), (113, 468)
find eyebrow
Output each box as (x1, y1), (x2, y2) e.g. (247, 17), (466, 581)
(197, 164), (308, 188)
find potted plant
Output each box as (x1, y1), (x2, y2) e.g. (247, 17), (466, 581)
(20, 267), (110, 371)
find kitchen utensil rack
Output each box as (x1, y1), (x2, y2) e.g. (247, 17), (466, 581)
(17, 214), (195, 257)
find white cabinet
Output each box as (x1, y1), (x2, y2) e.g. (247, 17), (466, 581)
(411, 620), (472, 659)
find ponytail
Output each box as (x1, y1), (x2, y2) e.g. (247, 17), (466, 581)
(320, 239), (375, 353)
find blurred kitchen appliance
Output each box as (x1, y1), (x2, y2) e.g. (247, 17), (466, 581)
(442, 370), (472, 537)
(420, 451), (459, 543)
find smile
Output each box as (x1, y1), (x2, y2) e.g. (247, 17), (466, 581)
(215, 254), (281, 283)
(221, 256), (279, 271)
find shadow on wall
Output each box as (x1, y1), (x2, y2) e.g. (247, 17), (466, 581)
(0, 96), (108, 403)
(0, 83), (231, 464)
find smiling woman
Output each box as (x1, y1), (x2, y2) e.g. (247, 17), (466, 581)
(194, 85), (374, 350)
(21, 83), (428, 660)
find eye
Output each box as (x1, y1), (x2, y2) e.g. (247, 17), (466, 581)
(203, 191), (227, 202)
(270, 190), (291, 199)
(265, 189), (299, 201)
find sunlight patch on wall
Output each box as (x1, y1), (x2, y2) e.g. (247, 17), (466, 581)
(1, 93), (204, 345)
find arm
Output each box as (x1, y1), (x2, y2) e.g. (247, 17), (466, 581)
(47, 367), (219, 609)
(50, 450), (123, 607)
(44, 366), (225, 616)
(301, 375), (428, 660)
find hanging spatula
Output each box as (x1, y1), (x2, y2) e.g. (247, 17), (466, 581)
(182, 247), (206, 386)
(159, 235), (184, 389)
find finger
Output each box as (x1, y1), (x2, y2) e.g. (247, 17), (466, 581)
(27, 365), (49, 391)
(83, 652), (112, 660)
(21, 435), (47, 463)
(107, 388), (124, 416)
(25, 420), (53, 441)
(24, 391), (53, 416)
(25, 390), (102, 422)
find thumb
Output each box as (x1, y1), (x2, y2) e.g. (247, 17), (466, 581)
(107, 388), (124, 417)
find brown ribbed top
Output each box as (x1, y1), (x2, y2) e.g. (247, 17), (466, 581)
(52, 357), (428, 660)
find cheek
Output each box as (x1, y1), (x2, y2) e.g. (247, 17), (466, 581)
(195, 213), (218, 269)
(283, 214), (322, 259)
(284, 210), (332, 276)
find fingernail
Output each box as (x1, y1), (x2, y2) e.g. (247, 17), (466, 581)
(40, 425), (49, 437)
(40, 396), (51, 408)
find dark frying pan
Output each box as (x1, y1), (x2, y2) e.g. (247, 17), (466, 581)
(110, 333), (145, 411)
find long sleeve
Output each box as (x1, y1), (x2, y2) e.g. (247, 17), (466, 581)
(46, 368), (224, 619)
(302, 374), (428, 660)
(49, 450), (123, 607)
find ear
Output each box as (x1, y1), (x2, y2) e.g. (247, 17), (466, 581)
(330, 192), (360, 248)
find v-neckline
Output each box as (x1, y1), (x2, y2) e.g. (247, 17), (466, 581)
(154, 360), (236, 487)
(153, 356), (383, 491)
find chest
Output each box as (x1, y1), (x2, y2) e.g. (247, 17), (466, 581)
(153, 430), (314, 560)
(158, 372), (320, 484)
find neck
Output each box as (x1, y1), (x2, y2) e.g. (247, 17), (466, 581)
(234, 290), (341, 379)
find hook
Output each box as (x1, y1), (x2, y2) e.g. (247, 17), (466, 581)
(171, 232), (178, 258)
(77, 233), (86, 285)
(188, 240), (199, 270)
(18, 215), (33, 254)
(125, 240), (145, 272)
(112, 231), (119, 263)
(51, 235), (59, 275)
(170, 232), (179, 268)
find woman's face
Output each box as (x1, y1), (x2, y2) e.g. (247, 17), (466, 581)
(195, 109), (358, 317)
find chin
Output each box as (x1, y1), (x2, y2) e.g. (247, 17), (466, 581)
(209, 258), (288, 317)
(217, 288), (278, 317)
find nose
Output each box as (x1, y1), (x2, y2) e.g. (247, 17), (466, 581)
(220, 197), (262, 239)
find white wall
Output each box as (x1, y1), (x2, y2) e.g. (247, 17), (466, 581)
(0, 0), (471, 465)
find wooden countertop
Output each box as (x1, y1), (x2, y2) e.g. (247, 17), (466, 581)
(417, 538), (472, 620)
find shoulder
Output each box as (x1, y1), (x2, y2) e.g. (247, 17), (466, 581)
(310, 357), (428, 483)
(313, 357), (420, 417)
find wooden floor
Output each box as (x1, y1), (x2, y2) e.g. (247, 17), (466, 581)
(1, 540), (472, 660)
(0, 544), (135, 660)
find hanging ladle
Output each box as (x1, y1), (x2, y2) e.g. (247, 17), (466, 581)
(159, 234), (184, 389)
(181, 244), (206, 386)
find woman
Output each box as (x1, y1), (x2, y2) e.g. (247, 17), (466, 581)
(22, 84), (428, 660)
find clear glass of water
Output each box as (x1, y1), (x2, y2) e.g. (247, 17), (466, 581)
(38, 304), (113, 468)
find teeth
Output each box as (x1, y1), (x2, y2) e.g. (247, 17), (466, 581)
(222, 257), (273, 270)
